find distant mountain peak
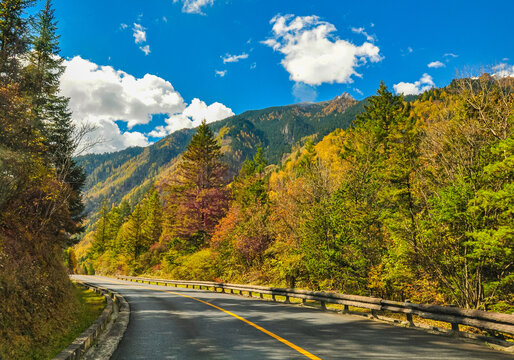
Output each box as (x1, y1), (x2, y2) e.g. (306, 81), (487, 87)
(322, 92), (357, 115)
(333, 92), (355, 102)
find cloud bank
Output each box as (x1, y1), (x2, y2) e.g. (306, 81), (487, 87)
(263, 14), (382, 86)
(61, 56), (233, 153)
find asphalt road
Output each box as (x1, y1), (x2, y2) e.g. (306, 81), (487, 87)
(75, 275), (513, 360)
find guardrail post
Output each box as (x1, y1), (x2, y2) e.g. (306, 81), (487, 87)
(302, 298), (307, 304)
(371, 309), (378, 318)
(285, 295), (290, 304)
(260, 292), (263, 299)
(406, 313), (414, 325)
(405, 300), (414, 326)
(272, 294), (276, 301)
(320, 301), (326, 310)
(447, 304), (460, 334)
(343, 304), (349, 313)
(451, 322), (460, 333)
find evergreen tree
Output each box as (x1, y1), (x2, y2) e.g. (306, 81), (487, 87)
(90, 201), (109, 256)
(233, 147), (268, 207)
(142, 188), (162, 246)
(0, 0), (34, 85)
(124, 203), (147, 259)
(24, 0), (86, 236)
(164, 120), (229, 244)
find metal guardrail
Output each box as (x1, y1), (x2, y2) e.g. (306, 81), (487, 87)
(116, 275), (514, 336)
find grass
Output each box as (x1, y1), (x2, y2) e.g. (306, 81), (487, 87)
(30, 284), (106, 360)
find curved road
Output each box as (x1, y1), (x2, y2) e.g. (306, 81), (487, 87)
(75, 275), (512, 359)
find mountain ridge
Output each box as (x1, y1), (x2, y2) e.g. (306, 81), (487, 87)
(76, 93), (362, 220)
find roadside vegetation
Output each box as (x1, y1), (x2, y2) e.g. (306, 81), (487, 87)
(0, 1), (90, 358)
(6, 284), (106, 360)
(83, 75), (513, 312)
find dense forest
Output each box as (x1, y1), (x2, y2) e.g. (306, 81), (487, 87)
(0, 1), (87, 358)
(75, 93), (360, 219)
(82, 76), (513, 312)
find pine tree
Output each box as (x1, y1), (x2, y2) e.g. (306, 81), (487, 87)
(124, 204), (147, 259)
(142, 188), (162, 246)
(90, 201), (110, 256)
(23, 0), (86, 235)
(177, 120), (227, 190)
(164, 120), (229, 244)
(0, 0), (34, 85)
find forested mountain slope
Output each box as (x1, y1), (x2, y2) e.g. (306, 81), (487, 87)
(76, 93), (361, 218)
(81, 76), (513, 313)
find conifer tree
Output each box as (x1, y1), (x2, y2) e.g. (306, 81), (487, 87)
(124, 203), (147, 259)
(164, 120), (229, 244)
(0, 0), (34, 85)
(90, 201), (110, 256)
(23, 0), (86, 235)
(142, 188), (162, 246)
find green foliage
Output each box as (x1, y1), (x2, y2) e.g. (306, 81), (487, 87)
(162, 120), (229, 244)
(78, 76), (513, 312)
(0, 3), (88, 357)
(76, 93), (362, 218)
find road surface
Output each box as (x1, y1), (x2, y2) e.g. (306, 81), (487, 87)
(74, 275), (512, 359)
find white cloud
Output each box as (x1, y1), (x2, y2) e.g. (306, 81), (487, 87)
(444, 53), (458, 58)
(222, 53), (249, 63)
(148, 126), (168, 138)
(174, 0), (214, 14)
(428, 61), (445, 68)
(353, 88), (363, 96)
(140, 45), (151, 56)
(79, 119), (150, 154)
(163, 99), (234, 134)
(250, 62), (256, 70)
(393, 73), (435, 95)
(408, 47), (413, 53)
(120, 23), (128, 30)
(262, 14), (382, 86)
(133, 23), (147, 44)
(60, 56), (233, 153)
(492, 63), (514, 78)
(162, 16), (168, 23)
(351, 27), (375, 42)
(215, 70), (227, 77)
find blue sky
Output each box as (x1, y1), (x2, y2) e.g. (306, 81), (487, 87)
(37, 0), (513, 153)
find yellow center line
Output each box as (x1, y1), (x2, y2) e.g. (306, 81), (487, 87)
(90, 276), (322, 360)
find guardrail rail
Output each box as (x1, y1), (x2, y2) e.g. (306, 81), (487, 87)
(116, 275), (514, 338)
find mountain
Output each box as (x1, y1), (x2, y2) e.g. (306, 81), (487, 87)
(76, 93), (362, 220)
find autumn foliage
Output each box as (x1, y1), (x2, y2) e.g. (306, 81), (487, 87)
(86, 78), (513, 312)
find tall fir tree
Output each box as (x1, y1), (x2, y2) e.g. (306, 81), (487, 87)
(163, 120), (229, 245)
(23, 0), (86, 236)
(0, 0), (34, 85)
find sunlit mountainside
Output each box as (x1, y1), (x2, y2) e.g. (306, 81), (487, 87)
(76, 93), (360, 218)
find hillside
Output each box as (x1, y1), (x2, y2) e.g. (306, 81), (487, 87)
(79, 77), (513, 312)
(76, 93), (361, 218)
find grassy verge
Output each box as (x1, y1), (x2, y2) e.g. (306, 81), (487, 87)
(29, 284), (106, 360)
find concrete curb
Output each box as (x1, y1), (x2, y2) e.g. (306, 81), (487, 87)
(83, 284), (130, 360)
(52, 282), (130, 360)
